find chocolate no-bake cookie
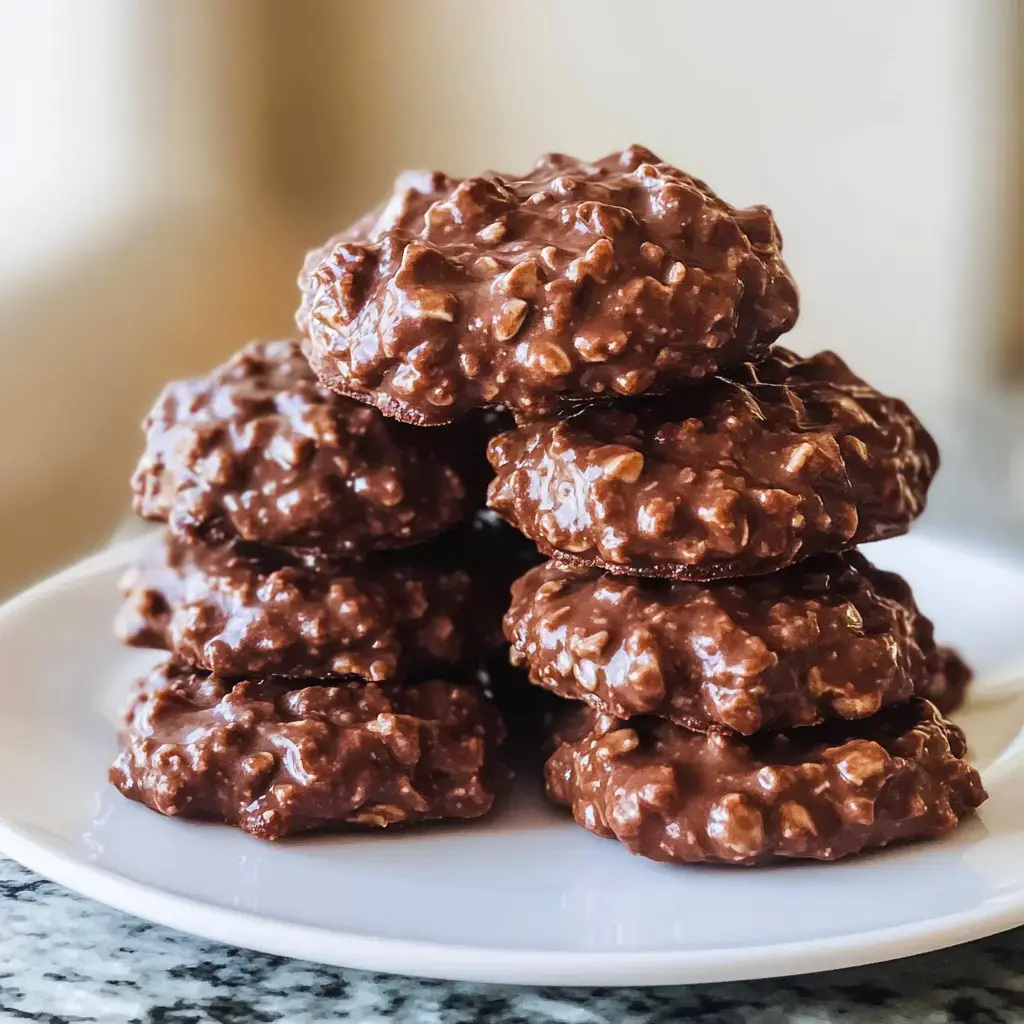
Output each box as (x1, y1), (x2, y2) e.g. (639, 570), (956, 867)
(298, 146), (798, 424)
(506, 552), (959, 735)
(487, 348), (937, 580)
(545, 699), (986, 865)
(117, 532), (482, 681)
(132, 340), (479, 555)
(117, 511), (539, 681)
(110, 662), (508, 840)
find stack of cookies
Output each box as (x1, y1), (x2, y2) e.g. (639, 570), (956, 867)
(110, 340), (515, 839)
(111, 143), (986, 863)
(294, 145), (986, 864)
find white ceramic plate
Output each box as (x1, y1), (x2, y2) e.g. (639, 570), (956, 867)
(1, 534), (1024, 987)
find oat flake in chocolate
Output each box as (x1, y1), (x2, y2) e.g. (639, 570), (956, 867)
(545, 700), (986, 865)
(131, 340), (478, 556)
(110, 662), (507, 840)
(488, 347), (938, 580)
(507, 552), (961, 735)
(298, 146), (798, 424)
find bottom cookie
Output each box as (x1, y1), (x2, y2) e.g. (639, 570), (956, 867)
(545, 699), (986, 865)
(110, 662), (508, 839)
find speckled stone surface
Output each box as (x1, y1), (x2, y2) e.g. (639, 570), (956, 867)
(3, 857), (1024, 1023)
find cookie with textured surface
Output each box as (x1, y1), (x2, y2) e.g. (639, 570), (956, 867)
(110, 662), (508, 840)
(132, 340), (481, 556)
(488, 348), (937, 580)
(545, 699), (986, 865)
(506, 552), (963, 734)
(298, 146), (797, 424)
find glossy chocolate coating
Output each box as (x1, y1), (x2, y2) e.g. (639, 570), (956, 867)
(132, 340), (479, 555)
(117, 534), (478, 681)
(488, 348), (937, 580)
(118, 511), (540, 681)
(545, 699), (986, 865)
(110, 663), (508, 840)
(299, 146), (798, 424)
(507, 552), (960, 734)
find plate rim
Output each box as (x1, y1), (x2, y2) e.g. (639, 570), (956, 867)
(1, 537), (1024, 987)
(4, 815), (1024, 987)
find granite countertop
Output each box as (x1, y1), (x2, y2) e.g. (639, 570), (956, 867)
(2, 856), (1023, 1023)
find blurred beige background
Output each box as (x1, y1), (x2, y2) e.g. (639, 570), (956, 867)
(0, 0), (1021, 595)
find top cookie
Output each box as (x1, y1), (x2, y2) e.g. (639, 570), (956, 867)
(487, 348), (938, 580)
(132, 340), (481, 556)
(298, 146), (799, 425)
